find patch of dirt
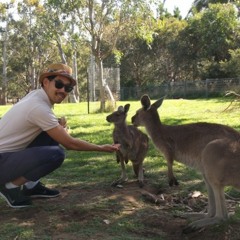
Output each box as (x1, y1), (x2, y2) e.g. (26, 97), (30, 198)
(0, 181), (239, 240)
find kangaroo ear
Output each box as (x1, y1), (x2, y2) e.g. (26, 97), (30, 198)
(141, 95), (151, 110)
(124, 104), (130, 113)
(118, 106), (124, 112)
(152, 96), (164, 109)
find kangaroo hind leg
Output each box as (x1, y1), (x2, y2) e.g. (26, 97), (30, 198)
(133, 162), (144, 188)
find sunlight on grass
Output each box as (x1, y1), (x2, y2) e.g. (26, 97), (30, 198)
(1, 98), (240, 188)
(1, 98), (240, 189)
(0, 98), (240, 239)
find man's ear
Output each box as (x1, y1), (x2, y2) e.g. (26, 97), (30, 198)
(42, 78), (49, 87)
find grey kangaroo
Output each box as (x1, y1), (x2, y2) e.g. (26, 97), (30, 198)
(106, 104), (149, 188)
(131, 94), (240, 229)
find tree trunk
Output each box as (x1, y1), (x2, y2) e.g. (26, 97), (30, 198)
(1, 20), (8, 105)
(97, 58), (105, 112)
(56, 35), (78, 103)
(72, 43), (79, 102)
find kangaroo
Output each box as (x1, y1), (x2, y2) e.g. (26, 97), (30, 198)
(106, 104), (149, 188)
(131, 94), (240, 229)
(183, 138), (240, 230)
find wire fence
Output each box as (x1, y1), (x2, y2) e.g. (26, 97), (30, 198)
(120, 78), (240, 100)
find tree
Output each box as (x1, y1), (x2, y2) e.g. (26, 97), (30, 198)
(118, 16), (189, 88)
(192, 0), (236, 12)
(40, 5), (80, 102)
(0, 2), (16, 104)
(177, 3), (239, 79)
(48, 0), (158, 111)
(151, 17), (188, 82)
(220, 49), (240, 77)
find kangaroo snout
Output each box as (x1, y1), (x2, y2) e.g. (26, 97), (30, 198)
(106, 116), (111, 122)
(131, 115), (138, 126)
(131, 116), (135, 124)
(106, 114), (114, 123)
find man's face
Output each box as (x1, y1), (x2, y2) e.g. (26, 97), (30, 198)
(43, 76), (73, 104)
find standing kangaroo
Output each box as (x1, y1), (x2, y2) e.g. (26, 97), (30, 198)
(106, 104), (149, 188)
(131, 94), (240, 229)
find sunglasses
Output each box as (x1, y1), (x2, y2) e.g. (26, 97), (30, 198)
(53, 79), (73, 93)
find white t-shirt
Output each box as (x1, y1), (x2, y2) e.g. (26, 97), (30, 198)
(0, 88), (59, 152)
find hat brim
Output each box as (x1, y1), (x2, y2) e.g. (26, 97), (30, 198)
(39, 72), (76, 86)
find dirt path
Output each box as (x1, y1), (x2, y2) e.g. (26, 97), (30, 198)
(0, 181), (239, 240)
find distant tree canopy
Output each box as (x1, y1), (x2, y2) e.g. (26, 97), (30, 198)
(1, 1), (240, 105)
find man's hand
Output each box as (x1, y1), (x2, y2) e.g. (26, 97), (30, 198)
(99, 144), (121, 152)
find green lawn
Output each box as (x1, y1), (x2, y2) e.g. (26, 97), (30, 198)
(0, 98), (240, 240)
(0, 98), (240, 192)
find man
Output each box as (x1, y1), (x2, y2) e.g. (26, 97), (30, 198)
(0, 63), (120, 208)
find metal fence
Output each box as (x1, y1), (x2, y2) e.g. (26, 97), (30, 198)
(120, 78), (240, 100)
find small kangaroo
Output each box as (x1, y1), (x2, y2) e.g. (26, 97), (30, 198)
(131, 94), (240, 229)
(106, 104), (149, 188)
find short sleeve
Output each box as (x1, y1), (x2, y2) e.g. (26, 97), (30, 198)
(27, 105), (59, 131)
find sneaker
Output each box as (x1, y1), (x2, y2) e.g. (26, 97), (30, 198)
(23, 182), (60, 198)
(0, 185), (32, 208)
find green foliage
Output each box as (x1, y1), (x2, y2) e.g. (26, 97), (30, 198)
(180, 3), (239, 79)
(220, 48), (240, 77)
(2, 1), (240, 103)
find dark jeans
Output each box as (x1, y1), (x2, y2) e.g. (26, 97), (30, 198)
(0, 132), (65, 185)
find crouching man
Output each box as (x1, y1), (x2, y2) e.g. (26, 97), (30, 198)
(0, 63), (119, 208)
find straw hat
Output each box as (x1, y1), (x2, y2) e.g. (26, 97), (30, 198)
(39, 63), (76, 86)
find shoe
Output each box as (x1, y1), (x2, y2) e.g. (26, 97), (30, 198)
(0, 185), (32, 208)
(23, 182), (60, 198)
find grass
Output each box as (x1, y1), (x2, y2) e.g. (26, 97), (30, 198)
(0, 98), (240, 189)
(0, 98), (240, 239)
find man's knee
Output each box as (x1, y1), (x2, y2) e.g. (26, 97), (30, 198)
(54, 146), (65, 167)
